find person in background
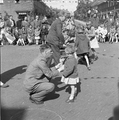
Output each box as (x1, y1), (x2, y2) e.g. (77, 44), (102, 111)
(5, 15), (16, 35)
(115, 27), (119, 43)
(35, 26), (41, 45)
(16, 16), (22, 30)
(75, 23), (91, 70)
(22, 16), (29, 31)
(90, 13), (99, 29)
(24, 44), (60, 104)
(27, 24), (34, 45)
(40, 22), (49, 44)
(0, 16), (4, 45)
(46, 11), (66, 67)
(31, 15), (42, 30)
(109, 25), (116, 44)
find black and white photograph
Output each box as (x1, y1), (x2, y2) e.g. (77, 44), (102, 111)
(0, 0), (119, 120)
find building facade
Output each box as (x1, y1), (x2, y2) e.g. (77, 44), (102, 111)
(91, 0), (119, 13)
(0, 0), (49, 21)
(91, 0), (119, 23)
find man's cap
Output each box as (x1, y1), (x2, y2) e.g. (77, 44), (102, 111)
(58, 11), (66, 17)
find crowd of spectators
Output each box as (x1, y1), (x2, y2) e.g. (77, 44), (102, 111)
(0, 13), (52, 46)
(88, 12), (119, 44)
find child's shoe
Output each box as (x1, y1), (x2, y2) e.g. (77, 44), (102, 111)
(66, 99), (74, 104)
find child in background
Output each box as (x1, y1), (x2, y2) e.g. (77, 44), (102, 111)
(58, 44), (79, 104)
(40, 24), (49, 44)
(115, 27), (119, 43)
(17, 34), (25, 46)
(35, 26), (41, 45)
(27, 25), (34, 45)
(109, 26), (116, 43)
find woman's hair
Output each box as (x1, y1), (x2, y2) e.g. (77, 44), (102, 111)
(39, 44), (51, 53)
(65, 44), (75, 54)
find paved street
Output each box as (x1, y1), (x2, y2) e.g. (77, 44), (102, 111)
(1, 43), (119, 120)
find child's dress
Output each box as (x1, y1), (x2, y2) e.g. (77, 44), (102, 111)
(61, 55), (79, 85)
(35, 27), (41, 44)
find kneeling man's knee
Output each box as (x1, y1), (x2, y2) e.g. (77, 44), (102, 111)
(47, 83), (55, 92)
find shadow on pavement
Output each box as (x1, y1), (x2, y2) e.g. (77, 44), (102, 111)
(52, 77), (82, 97)
(43, 92), (60, 102)
(108, 117), (113, 120)
(108, 105), (119, 120)
(51, 77), (66, 92)
(1, 105), (26, 120)
(83, 76), (117, 80)
(78, 57), (87, 66)
(1, 65), (27, 84)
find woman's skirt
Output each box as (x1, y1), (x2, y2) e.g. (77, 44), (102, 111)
(90, 37), (99, 49)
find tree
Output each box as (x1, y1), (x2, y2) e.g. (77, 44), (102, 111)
(74, 0), (92, 21)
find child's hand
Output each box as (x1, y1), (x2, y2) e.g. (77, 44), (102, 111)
(55, 63), (62, 69)
(59, 57), (65, 64)
(61, 76), (65, 82)
(57, 65), (64, 72)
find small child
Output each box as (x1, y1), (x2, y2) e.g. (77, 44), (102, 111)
(58, 44), (79, 104)
(115, 27), (119, 43)
(17, 35), (25, 46)
(27, 25), (34, 45)
(109, 26), (116, 43)
(35, 26), (41, 45)
(40, 24), (49, 44)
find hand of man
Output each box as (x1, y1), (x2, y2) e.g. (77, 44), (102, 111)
(57, 64), (64, 72)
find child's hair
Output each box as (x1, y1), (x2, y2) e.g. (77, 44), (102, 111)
(65, 44), (75, 54)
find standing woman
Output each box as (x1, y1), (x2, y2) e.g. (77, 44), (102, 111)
(75, 22), (91, 70)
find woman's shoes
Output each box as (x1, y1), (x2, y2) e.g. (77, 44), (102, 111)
(29, 97), (44, 105)
(87, 66), (91, 71)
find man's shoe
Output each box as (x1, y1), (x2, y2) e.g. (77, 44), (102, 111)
(29, 97), (44, 105)
(0, 84), (9, 88)
(87, 66), (91, 71)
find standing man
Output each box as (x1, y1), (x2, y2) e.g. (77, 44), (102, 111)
(24, 44), (60, 104)
(31, 15), (42, 30)
(16, 16), (22, 30)
(90, 13), (99, 29)
(46, 11), (65, 67)
(5, 15), (16, 35)
(22, 16), (29, 30)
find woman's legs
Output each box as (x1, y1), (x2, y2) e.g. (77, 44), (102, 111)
(84, 54), (90, 70)
(91, 48), (98, 61)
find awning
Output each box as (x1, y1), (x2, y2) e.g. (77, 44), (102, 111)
(91, 0), (107, 7)
(16, 11), (30, 15)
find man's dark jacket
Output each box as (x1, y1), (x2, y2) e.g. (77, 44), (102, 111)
(46, 18), (64, 46)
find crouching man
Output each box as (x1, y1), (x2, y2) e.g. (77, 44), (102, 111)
(24, 44), (60, 104)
